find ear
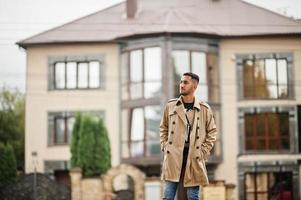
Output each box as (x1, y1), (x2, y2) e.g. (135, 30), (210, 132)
(192, 80), (198, 88)
(193, 82), (198, 90)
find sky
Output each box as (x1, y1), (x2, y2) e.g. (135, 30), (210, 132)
(0, 0), (300, 92)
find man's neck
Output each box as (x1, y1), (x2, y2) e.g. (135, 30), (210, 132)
(181, 95), (194, 103)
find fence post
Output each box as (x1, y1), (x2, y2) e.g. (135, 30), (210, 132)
(70, 168), (82, 200)
(33, 166), (37, 200)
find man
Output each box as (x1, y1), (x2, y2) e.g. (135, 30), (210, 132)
(160, 72), (217, 200)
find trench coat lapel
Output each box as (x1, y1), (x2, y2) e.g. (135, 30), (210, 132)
(189, 98), (201, 146)
(173, 97), (186, 125)
(174, 104), (187, 126)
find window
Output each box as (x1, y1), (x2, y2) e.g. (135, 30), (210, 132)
(239, 107), (297, 154)
(144, 181), (161, 200)
(49, 115), (75, 145)
(44, 160), (69, 173)
(245, 172), (293, 200)
(121, 47), (162, 100)
(44, 160), (70, 185)
(237, 53), (293, 100)
(245, 112), (290, 151)
(172, 50), (219, 102)
(53, 61), (101, 89)
(211, 108), (222, 159)
(48, 55), (104, 90)
(121, 106), (161, 158)
(66, 62), (77, 88)
(298, 106), (301, 153)
(130, 108), (144, 157)
(48, 111), (104, 145)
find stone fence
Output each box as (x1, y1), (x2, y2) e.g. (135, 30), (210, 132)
(70, 164), (145, 200)
(202, 180), (235, 200)
(70, 164), (235, 200)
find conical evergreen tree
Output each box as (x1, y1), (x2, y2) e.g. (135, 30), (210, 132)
(70, 113), (111, 177)
(70, 113), (82, 168)
(79, 115), (97, 176)
(94, 118), (111, 175)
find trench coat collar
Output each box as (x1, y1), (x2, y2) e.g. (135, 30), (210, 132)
(174, 96), (201, 124)
(175, 96), (201, 111)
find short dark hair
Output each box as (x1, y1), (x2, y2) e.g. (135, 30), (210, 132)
(183, 72), (199, 83)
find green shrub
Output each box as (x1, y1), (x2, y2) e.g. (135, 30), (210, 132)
(0, 142), (17, 188)
(70, 113), (111, 177)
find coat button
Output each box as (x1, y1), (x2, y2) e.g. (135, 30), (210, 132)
(196, 146), (199, 149)
(197, 117), (199, 120)
(167, 150), (170, 154)
(169, 141), (172, 145)
(171, 131), (174, 134)
(196, 156), (199, 159)
(172, 121), (175, 125)
(196, 136), (200, 139)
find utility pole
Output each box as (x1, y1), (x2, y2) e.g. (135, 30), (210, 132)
(32, 151), (38, 200)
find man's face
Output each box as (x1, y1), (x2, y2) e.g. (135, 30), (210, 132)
(179, 75), (197, 96)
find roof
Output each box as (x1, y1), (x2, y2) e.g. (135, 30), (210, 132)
(17, 0), (301, 48)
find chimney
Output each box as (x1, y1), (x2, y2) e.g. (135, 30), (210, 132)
(126, 0), (137, 18)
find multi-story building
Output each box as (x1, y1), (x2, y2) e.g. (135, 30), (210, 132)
(18, 0), (301, 199)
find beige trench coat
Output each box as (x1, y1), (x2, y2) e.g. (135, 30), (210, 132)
(160, 97), (217, 187)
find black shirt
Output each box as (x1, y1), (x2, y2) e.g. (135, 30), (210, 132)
(183, 101), (194, 146)
(183, 102), (194, 111)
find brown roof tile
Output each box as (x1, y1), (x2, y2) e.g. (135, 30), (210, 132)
(17, 0), (301, 47)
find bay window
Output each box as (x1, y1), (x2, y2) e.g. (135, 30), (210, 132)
(172, 50), (219, 102)
(122, 47), (162, 100)
(122, 106), (161, 158)
(120, 37), (221, 165)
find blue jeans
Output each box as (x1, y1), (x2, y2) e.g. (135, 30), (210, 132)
(162, 181), (200, 200)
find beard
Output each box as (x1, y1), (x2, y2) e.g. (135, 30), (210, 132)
(180, 90), (188, 96)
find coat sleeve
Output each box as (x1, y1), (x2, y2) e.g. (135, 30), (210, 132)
(201, 107), (217, 161)
(159, 104), (169, 152)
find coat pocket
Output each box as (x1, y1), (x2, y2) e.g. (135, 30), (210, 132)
(197, 157), (209, 184)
